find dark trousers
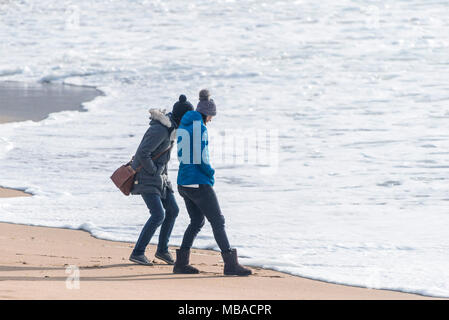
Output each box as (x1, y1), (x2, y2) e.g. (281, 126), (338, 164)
(178, 184), (231, 253)
(132, 191), (179, 256)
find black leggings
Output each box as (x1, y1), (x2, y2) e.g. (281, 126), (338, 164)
(178, 184), (231, 252)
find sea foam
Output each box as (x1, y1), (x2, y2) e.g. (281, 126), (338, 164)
(1, 0), (449, 298)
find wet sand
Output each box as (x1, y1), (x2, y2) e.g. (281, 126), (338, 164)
(0, 222), (435, 300)
(0, 187), (32, 198)
(0, 81), (102, 123)
(0, 81), (102, 197)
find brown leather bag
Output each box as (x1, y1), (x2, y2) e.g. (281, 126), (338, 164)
(110, 143), (173, 196)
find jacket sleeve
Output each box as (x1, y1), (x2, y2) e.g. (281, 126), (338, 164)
(135, 125), (166, 175)
(199, 126), (215, 178)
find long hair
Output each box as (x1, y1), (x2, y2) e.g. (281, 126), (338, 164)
(200, 112), (208, 124)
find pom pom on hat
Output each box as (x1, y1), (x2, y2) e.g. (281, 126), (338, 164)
(172, 94), (194, 127)
(199, 89), (210, 101)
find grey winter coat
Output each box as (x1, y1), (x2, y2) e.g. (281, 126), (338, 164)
(130, 109), (176, 198)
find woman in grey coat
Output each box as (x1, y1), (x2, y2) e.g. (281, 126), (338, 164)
(129, 95), (193, 265)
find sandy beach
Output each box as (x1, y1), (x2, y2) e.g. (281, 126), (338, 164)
(0, 187), (32, 198)
(0, 222), (434, 300)
(0, 81), (439, 300)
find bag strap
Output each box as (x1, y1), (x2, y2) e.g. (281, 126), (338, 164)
(133, 141), (174, 173)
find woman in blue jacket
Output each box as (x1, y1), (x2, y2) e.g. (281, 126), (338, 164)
(174, 89), (251, 276)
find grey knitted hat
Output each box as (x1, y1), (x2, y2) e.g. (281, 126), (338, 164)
(199, 89), (210, 101)
(196, 98), (217, 116)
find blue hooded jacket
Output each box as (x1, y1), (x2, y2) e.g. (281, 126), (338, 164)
(176, 111), (215, 186)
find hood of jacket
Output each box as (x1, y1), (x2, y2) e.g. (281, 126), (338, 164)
(148, 108), (173, 128)
(148, 108), (177, 141)
(180, 110), (202, 127)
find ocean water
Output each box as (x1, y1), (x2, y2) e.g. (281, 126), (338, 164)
(1, 0), (449, 297)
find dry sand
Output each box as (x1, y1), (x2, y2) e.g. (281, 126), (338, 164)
(0, 223), (435, 300)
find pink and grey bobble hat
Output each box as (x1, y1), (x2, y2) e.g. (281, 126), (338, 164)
(196, 89), (216, 116)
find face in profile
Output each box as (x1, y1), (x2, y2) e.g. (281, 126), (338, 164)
(205, 115), (214, 125)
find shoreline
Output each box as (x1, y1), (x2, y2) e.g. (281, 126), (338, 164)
(0, 80), (103, 123)
(0, 222), (436, 300)
(0, 187), (32, 198)
(0, 81), (440, 300)
(0, 80), (103, 198)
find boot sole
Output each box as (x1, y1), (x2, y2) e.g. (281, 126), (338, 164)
(224, 273), (252, 276)
(173, 267), (200, 274)
(173, 270), (199, 274)
(224, 270), (252, 276)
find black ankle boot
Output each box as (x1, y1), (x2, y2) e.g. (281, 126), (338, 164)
(221, 249), (252, 276)
(173, 248), (200, 274)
